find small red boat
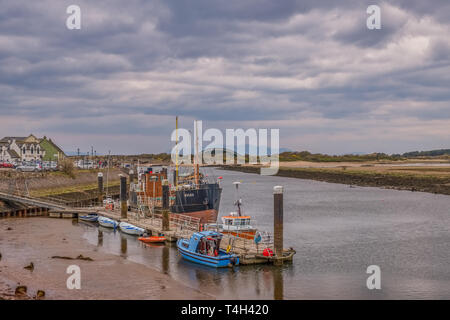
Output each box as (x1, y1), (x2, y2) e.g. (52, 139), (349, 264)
(138, 236), (166, 243)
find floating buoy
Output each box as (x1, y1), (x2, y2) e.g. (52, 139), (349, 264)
(262, 248), (274, 257)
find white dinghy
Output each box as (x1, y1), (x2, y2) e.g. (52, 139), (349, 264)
(119, 222), (145, 236)
(98, 216), (119, 229)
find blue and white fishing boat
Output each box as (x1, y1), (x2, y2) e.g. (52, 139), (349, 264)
(98, 216), (119, 229)
(79, 213), (98, 222)
(119, 222), (145, 236)
(177, 231), (239, 268)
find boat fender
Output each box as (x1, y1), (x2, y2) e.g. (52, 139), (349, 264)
(214, 249), (218, 256)
(226, 245), (231, 254)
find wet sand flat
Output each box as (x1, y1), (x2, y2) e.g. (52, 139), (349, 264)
(0, 217), (211, 300)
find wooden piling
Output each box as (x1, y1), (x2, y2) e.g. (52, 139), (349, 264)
(98, 172), (104, 204)
(273, 185), (284, 265)
(120, 175), (127, 219)
(162, 180), (170, 231)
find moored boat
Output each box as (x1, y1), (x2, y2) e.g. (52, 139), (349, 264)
(204, 182), (257, 239)
(138, 236), (166, 243)
(119, 222), (145, 236)
(206, 214), (257, 240)
(176, 231), (239, 268)
(79, 213), (99, 222)
(98, 216), (118, 229)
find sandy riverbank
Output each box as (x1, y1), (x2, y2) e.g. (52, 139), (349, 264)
(0, 217), (212, 300)
(219, 164), (450, 195)
(0, 168), (122, 194)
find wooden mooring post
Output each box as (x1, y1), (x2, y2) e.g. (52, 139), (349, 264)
(162, 180), (170, 232)
(273, 185), (284, 265)
(98, 172), (104, 204)
(120, 175), (127, 219)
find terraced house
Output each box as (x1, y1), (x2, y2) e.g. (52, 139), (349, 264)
(0, 134), (65, 163)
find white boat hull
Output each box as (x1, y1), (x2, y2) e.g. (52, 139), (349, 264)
(119, 222), (145, 236)
(98, 216), (118, 229)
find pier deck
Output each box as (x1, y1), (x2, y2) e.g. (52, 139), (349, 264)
(46, 207), (294, 265)
(0, 190), (295, 265)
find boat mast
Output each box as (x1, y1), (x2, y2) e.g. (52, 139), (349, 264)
(233, 181), (242, 216)
(106, 150), (111, 198)
(175, 116), (179, 189)
(194, 120), (200, 185)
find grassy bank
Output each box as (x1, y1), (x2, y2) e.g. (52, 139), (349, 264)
(29, 180), (121, 198)
(219, 165), (450, 195)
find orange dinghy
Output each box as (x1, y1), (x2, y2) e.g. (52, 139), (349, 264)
(138, 236), (166, 243)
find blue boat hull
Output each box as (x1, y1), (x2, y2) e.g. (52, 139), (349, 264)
(79, 214), (98, 222)
(177, 239), (239, 268)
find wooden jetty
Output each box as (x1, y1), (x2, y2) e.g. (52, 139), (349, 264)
(0, 182), (295, 265)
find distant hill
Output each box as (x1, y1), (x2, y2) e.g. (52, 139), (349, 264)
(402, 149), (450, 157)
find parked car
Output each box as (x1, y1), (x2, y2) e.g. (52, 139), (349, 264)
(16, 162), (42, 172)
(42, 161), (59, 171)
(0, 162), (15, 168)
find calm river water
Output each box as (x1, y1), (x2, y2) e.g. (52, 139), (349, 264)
(78, 168), (450, 299)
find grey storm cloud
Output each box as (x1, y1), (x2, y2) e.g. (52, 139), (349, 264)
(0, 0), (449, 154)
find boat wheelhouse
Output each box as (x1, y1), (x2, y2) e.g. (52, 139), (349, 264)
(176, 231), (239, 268)
(204, 181), (257, 239)
(217, 213), (257, 240)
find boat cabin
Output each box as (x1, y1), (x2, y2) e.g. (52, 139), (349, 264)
(221, 215), (252, 229)
(180, 231), (223, 257)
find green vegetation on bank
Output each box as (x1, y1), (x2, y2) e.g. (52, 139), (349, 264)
(278, 151), (401, 162)
(279, 148), (450, 162)
(76, 148), (449, 164)
(402, 149), (450, 157)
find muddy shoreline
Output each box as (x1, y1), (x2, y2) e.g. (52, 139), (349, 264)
(218, 166), (450, 195)
(0, 217), (212, 300)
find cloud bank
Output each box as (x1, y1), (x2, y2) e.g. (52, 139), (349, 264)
(0, 0), (449, 154)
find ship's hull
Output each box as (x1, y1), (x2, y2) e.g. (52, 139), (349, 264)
(180, 209), (218, 224)
(171, 183), (222, 214)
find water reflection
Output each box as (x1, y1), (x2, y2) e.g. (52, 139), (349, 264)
(162, 245), (169, 274)
(273, 267), (284, 300)
(97, 230), (103, 247)
(120, 236), (127, 257)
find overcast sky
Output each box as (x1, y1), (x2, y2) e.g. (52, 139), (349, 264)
(0, 0), (449, 155)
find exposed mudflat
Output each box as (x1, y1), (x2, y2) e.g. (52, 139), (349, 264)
(0, 217), (211, 300)
(220, 165), (450, 195)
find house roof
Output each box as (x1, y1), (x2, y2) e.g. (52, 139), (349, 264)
(1, 134), (39, 144)
(6, 149), (20, 158)
(41, 138), (65, 155)
(0, 136), (28, 143)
